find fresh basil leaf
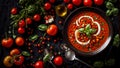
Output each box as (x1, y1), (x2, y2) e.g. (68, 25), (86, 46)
(22, 51), (30, 56)
(78, 28), (84, 33)
(85, 24), (91, 30)
(113, 34), (120, 47)
(29, 35), (39, 41)
(38, 24), (48, 31)
(105, 59), (115, 66)
(43, 53), (50, 62)
(93, 61), (104, 68)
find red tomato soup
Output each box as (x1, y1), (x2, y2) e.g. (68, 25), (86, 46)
(67, 11), (109, 52)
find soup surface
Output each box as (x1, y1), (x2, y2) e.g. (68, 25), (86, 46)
(67, 11), (109, 52)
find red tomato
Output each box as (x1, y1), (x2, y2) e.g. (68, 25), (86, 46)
(18, 20), (25, 27)
(53, 56), (63, 66)
(83, 0), (92, 7)
(11, 8), (17, 15)
(15, 37), (24, 46)
(94, 0), (104, 6)
(18, 27), (25, 34)
(10, 48), (20, 56)
(64, 0), (70, 3)
(49, 0), (55, 3)
(47, 24), (58, 36)
(34, 61), (44, 68)
(44, 2), (51, 10)
(26, 18), (32, 24)
(33, 14), (41, 22)
(2, 38), (13, 48)
(72, 0), (82, 6)
(14, 56), (24, 65)
(67, 3), (73, 10)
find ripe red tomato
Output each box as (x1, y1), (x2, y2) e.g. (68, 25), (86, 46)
(14, 56), (24, 65)
(10, 48), (20, 56)
(33, 14), (41, 22)
(26, 18), (32, 24)
(53, 56), (63, 66)
(11, 8), (17, 15)
(64, 0), (70, 3)
(18, 27), (25, 34)
(34, 61), (44, 68)
(94, 0), (104, 6)
(18, 20), (25, 27)
(67, 3), (73, 10)
(72, 0), (82, 6)
(15, 37), (24, 46)
(83, 0), (92, 7)
(44, 2), (51, 10)
(47, 24), (58, 36)
(49, 0), (55, 3)
(2, 38), (13, 48)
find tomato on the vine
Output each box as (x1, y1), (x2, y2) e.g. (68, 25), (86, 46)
(14, 56), (24, 65)
(10, 48), (20, 56)
(11, 8), (17, 15)
(15, 37), (24, 46)
(18, 20), (26, 27)
(47, 24), (58, 36)
(33, 14), (41, 22)
(83, 0), (92, 7)
(34, 61), (44, 68)
(44, 2), (51, 10)
(53, 56), (63, 66)
(18, 27), (25, 34)
(72, 0), (82, 6)
(49, 0), (55, 3)
(26, 17), (32, 24)
(3, 56), (13, 67)
(94, 0), (104, 6)
(64, 0), (70, 3)
(2, 38), (13, 48)
(67, 3), (73, 10)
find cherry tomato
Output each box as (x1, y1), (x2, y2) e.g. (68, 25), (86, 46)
(94, 0), (104, 6)
(26, 17), (32, 24)
(34, 61), (44, 68)
(3, 56), (13, 67)
(10, 48), (20, 56)
(47, 24), (58, 36)
(11, 8), (17, 15)
(83, 0), (92, 7)
(18, 20), (26, 27)
(15, 37), (24, 46)
(18, 27), (25, 34)
(2, 38), (13, 48)
(49, 0), (55, 3)
(33, 14), (41, 22)
(72, 0), (82, 6)
(44, 2), (51, 10)
(64, 0), (70, 3)
(14, 56), (24, 65)
(67, 3), (73, 10)
(53, 56), (63, 66)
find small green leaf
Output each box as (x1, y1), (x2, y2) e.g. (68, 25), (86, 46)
(93, 61), (104, 68)
(43, 53), (50, 62)
(22, 51), (30, 56)
(85, 24), (91, 30)
(105, 59), (115, 66)
(29, 35), (39, 41)
(113, 34), (120, 47)
(38, 24), (48, 31)
(78, 28), (84, 33)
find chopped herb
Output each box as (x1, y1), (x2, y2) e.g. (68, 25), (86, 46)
(113, 34), (120, 47)
(22, 51), (30, 56)
(29, 34), (39, 41)
(43, 53), (50, 62)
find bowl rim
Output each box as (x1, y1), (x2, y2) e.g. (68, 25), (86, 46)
(62, 7), (113, 56)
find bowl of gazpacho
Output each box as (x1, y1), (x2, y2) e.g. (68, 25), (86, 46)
(63, 7), (113, 56)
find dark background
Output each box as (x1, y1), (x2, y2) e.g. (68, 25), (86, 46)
(0, 0), (120, 68)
